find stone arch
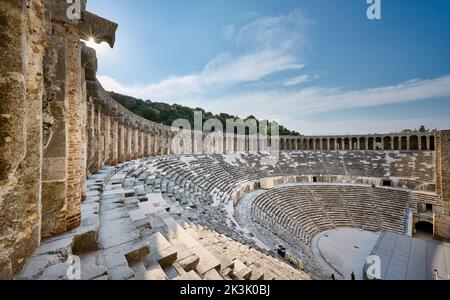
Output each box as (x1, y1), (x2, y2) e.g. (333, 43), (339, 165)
(383, 136), (392, 150)
(420, 136), (428, 150)
(415, 221), (434, 236)
(322, 138), (329, 150)
(401, 136), (408, 150)
(329, 138), (336, 150)
(368, 137), (374, 150)
(309, 139), (314, 150)
(375, 137), (383, 150)
(343, 138), (350, 150)
(393, 136), (400, 150)
(315, 138), (321, 150)
(351, 137), (358, 150)
(359, 137), (366, 150)
(410, 135), (419, 150)
(337, 138), (343, 150)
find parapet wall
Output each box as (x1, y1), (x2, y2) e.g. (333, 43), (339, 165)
(0, 0), (47, 280)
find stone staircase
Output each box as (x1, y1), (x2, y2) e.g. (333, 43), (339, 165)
(19, 160), (309, 281)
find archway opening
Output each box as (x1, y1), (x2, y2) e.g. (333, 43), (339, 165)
(415, 221), (434, 239)
(420, 136), (428, 150)
(330, 139), (335, 150)
(359, 137), (366, 150)
(393, 137), (400, 150)
(316, 139), (321, 150)
(401, 137), (408, 150)
(430, 136), (435, 151)
(322, 138), (328, 150)
(368, 137), (374, 150)
(410, 135), (419, 150)
(375, 137), (383, 150)
(352, 138), (358, 150)
(383, 137), (392, 150)
(344, 138), (350, 150)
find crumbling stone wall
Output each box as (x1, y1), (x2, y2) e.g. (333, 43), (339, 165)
(434, 130), (450, 240)
(0, 0), (47, 279)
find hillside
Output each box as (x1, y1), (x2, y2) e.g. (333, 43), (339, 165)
(109, 91), (301, 136)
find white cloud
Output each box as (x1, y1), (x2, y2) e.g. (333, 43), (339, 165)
(283, 74), (313, 86)
(97, 8), (450, 135)
(284, 117), (450, 136)
(236, 8), (312, 53)
(196, 75), (450, 118)
(99, 74), (202, 100)
(100, 8), (311, 100)
(222, 25), (235, 40)
(202, 51), (304, 86)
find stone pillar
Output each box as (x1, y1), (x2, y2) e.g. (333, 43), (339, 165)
(110, 117), (119, 165)
(101, 113), (111, 166)
(0, 0), (46, 279)
(154, 130), (160, 155)
(135, 129), (140, 157)
(435, 131), (450, 214)
(427, 136), (431, 151)
(127, 125), (133, 160)
(65, 25), (87, 231)
(41, 22), (69, 238)
(95, 108), (103, 171)
(142, 131), (146, 156)
(86, 101), (96, 172)
(365, 138), (369, 151)
(118, 121), (125, 163)
(166, 132), (173, 155)
(406, 136), (411, 151)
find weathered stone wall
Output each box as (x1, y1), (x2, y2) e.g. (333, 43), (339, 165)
(41, 21), (69, 237)
(435, 130), (450, 213)
(0, 0), (47, 279)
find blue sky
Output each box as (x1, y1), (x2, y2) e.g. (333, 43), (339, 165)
(87, 0), (450, 135)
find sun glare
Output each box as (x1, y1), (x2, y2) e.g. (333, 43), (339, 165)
(83, 37), (110, 55)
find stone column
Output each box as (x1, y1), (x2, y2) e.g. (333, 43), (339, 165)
(154, 129), (160, 155)
(86, 101), (96, 172)
(434, 131), (450, 240)
(94, 108), (102, 172)
(101, 113), (111, 166)
(118, 121), (125, 163)
(65, 25), (88, 231)
(110, 117), (119, 165)
(0, 0), (46, 279)
(407, 136), (411, 151)
(41, 22), (70, 238)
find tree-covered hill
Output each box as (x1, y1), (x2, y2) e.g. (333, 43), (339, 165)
(109, 91), (301, 136)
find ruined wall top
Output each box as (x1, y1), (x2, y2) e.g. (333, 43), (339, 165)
(47, 0), (118, 47)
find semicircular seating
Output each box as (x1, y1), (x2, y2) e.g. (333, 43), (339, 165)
(251, 185), (411, 245)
